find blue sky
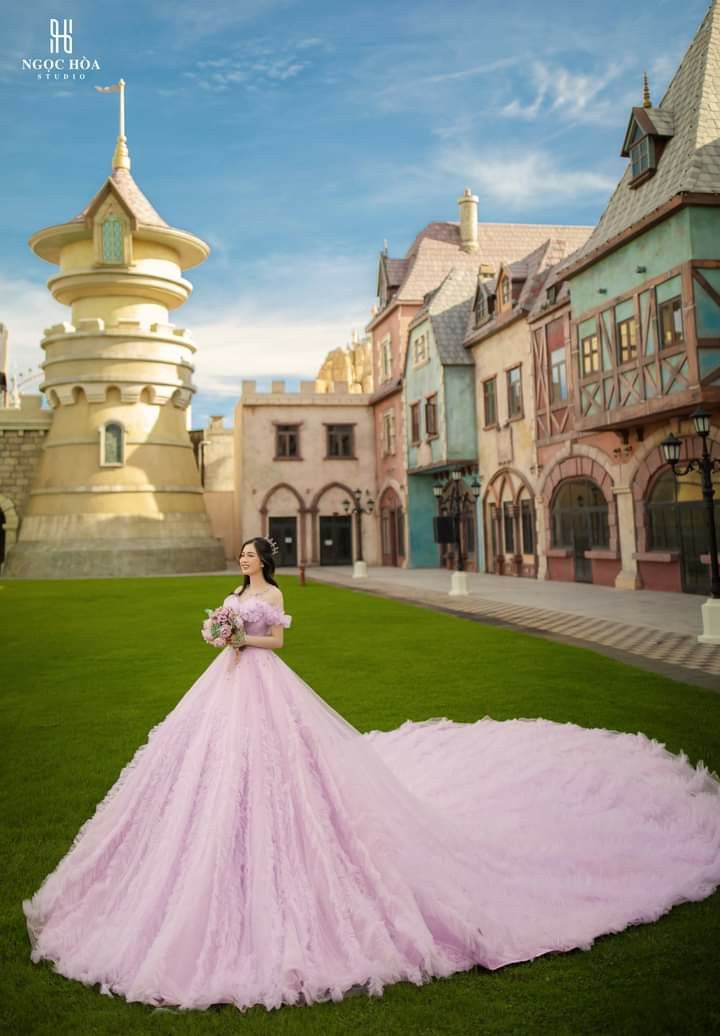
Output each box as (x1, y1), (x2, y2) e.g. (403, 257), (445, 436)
(0, 0), (709, 427)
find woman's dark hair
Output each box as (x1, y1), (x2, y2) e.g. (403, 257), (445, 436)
(234, 537), (280, 596)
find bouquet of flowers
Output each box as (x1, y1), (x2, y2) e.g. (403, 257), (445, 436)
(201, 605), (247, 648)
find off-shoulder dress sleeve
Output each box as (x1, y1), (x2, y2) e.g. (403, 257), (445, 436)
(263, 601), (292, 628)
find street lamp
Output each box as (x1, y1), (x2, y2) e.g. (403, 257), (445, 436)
(342, 488), (375, 579)
(661, 407), (720, 643)
(432, 471), (482, 596)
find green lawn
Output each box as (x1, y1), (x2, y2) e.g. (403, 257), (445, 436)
(2, 574), (719, 1035)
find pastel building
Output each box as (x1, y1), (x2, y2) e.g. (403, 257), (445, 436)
(403, 266), (485, 569)
(532, 0), (720, 594)
(465, 234), (592, 578)
(232, 375), (377, 568)
(370, 188), (600, 569)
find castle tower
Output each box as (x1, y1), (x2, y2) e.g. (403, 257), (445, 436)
(3, 82), (226, 577)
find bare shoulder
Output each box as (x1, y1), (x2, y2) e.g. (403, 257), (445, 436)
(265, 585), (284, 608)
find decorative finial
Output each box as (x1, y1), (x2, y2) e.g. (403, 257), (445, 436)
(642, 71), (651, 109)
(95, 78), (131, 171)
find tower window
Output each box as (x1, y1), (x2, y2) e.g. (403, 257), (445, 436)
(101, 422), (124, 466)
(101, 217), (124, 263)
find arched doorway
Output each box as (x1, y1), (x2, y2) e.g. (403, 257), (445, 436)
(646, 468), (720, 594)
(550, 479), (609, 583)
(260, 482), (307, 567)
(484, 469), (536, 577)
(378, 487), (405, 567)
(438, 480), (477, 572)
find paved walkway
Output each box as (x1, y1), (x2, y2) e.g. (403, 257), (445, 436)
(299, 565), (720, 689)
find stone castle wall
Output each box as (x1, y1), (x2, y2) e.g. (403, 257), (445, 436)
(0, 395), (51, 564)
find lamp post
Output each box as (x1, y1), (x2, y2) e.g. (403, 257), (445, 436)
(661, 407), (720, 644)
(432, 470), (482, 596)
(342, 488), (375, 579)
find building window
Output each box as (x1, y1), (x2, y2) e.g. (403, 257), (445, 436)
(503, 502), (515, 554)
(507, 366), (523, 419)
(483, 377), (497, 427)
(551, 479), (609, 549)
(581, 334), (601, 376)
(327, 424), (353, 458)
(379, 336), (392, 382)
(616, 316), (638, 365)
(425, 394), (438, 437)
(413, 333), (429, 366)
(647, 467), (720, 552)
(101, 422), (124, 465)
(658, 297), (685, 350)
(630, 135), (654, 180)
(549, 346), (568, 403)
(382, 409), (396, 455)
(521, 498), (535, 554)
(410, 402), (421, 444)
(276, 424), (299, 458)
(476, 293), (486, 323)
(101, 217), (124, 263)
(396, 506), (405, 557)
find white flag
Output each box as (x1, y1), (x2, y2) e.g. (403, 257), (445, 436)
(95, 83), (121, 93)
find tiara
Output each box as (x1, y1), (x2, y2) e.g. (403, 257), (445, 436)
(262, 536), (280, 556)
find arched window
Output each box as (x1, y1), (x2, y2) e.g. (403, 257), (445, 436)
(102, 422), (124, 465)
(551, 478), (609, 549)
(647, 468), (720, 551)
(102, 217), (124, 263)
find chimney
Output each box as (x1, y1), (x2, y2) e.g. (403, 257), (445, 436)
(457, 187), (479, 253)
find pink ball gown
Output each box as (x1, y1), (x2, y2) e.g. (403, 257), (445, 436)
(22, 591), (720, 1013)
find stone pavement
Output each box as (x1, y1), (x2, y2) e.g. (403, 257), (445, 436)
(297, 565), (720, 690)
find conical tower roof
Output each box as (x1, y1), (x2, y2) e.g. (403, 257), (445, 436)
(70, 166), (168, 228)
(568, 0), (720, 268)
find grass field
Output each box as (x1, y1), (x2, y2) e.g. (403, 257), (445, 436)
(2, 573), (720, 1035)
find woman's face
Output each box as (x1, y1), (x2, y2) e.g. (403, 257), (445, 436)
(238, 543), (262, 577)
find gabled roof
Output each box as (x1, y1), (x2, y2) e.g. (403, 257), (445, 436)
(71, 167), (169, 228)
(465, 237), (584, 346)
(375, 221), (593, 320)
(568, 0), (720, 269)
(621, 107), (675, 155)
(408, 266), (479, 366)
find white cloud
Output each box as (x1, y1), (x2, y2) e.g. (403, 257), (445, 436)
(189, 312), (367, 396)
(186, 250), (373, 393)
(363, 144), (617, 211)
(439, 146), (616, 206)
(0, 275), (66, 387)
(501, 60), (626, 125)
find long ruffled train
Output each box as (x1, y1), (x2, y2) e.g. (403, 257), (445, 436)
(22, 621), (720, 1012)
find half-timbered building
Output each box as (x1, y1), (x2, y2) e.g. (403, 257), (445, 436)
(464, 234), (592, 579)
(532, 0), (720, 593)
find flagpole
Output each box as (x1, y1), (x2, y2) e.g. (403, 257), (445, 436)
(119, 79), (125, 140)
(95, 81), (130, 171)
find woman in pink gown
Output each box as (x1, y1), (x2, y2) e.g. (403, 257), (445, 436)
(22, 535), (720, 1013)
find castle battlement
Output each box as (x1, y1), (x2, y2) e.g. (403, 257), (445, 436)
(240, 378), (371, 400)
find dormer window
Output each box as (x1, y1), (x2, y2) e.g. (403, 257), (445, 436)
(621, 78), (674, 190)
(501, 277), (510, 307)
(102, 217), (124, 263)
(93, 198), (132, 266)
(629, 125), (655, 181)
(476, 292), (486, 323)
